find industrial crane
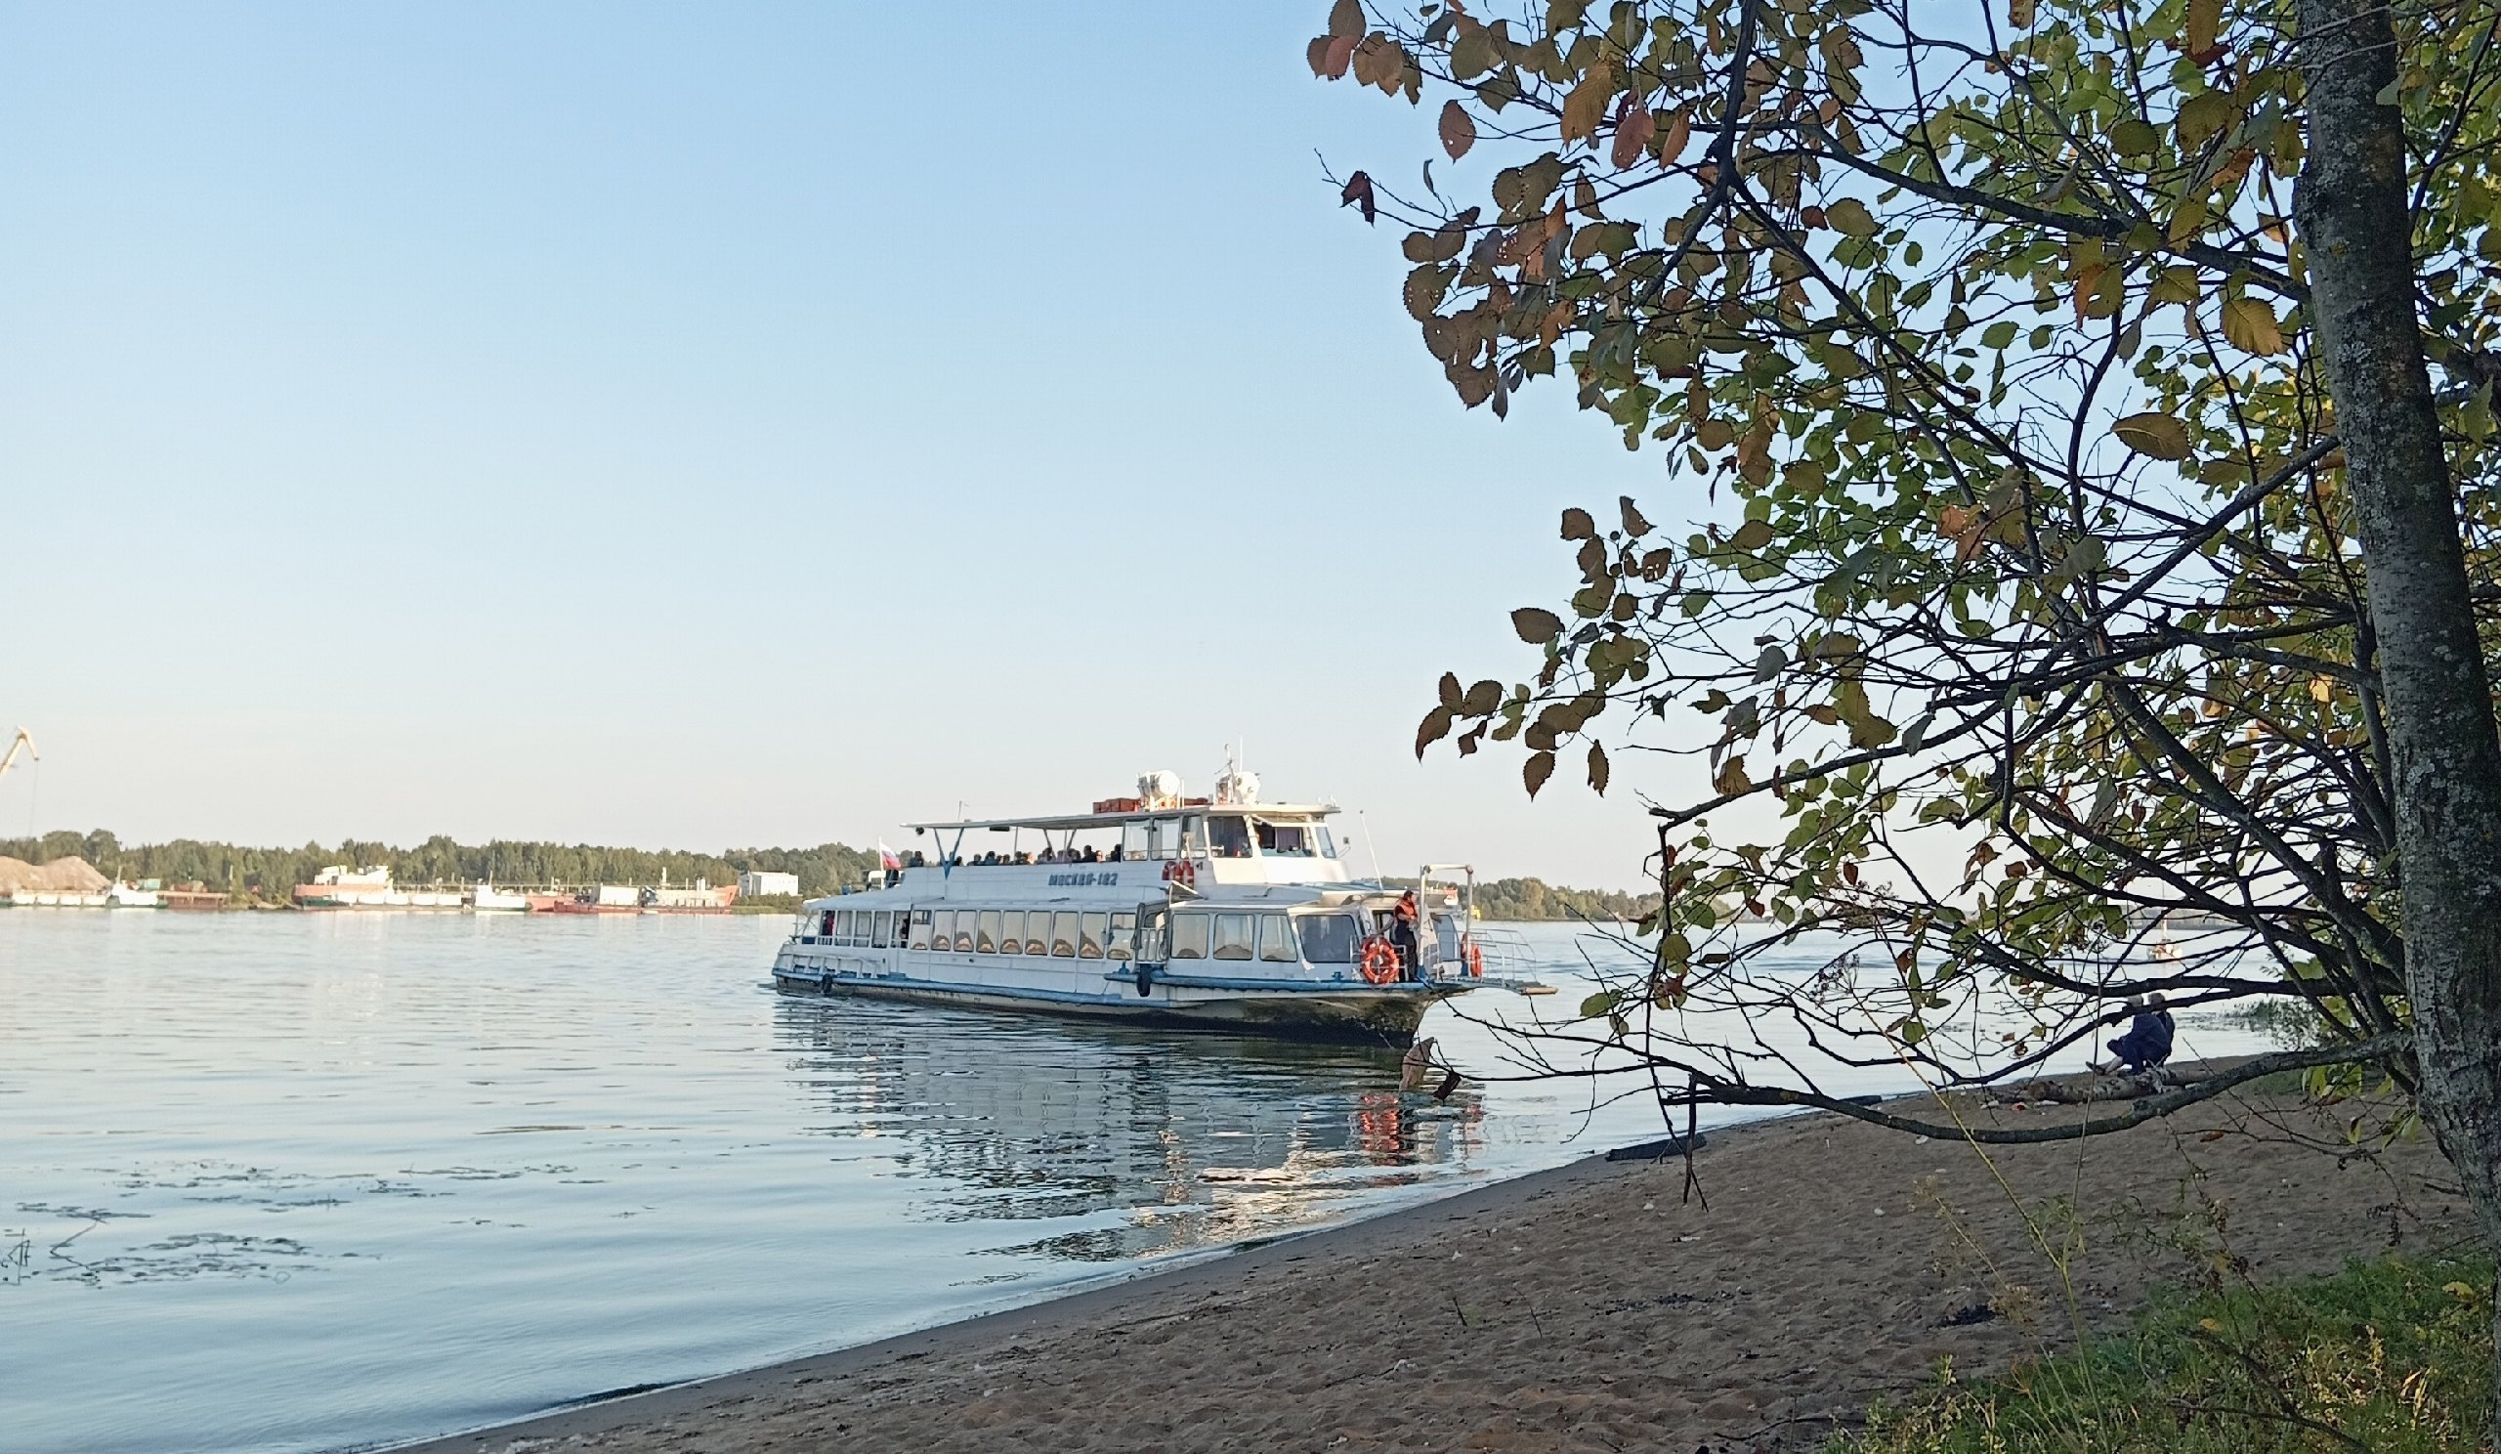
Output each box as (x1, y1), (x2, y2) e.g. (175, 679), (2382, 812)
(0, 728), (32, 782)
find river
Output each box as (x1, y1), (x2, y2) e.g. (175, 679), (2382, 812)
(0, 910), (2270, 1454)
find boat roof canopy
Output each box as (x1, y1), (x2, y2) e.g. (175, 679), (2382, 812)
(906, 802), (1341, 835)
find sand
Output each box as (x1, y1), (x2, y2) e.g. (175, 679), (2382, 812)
(0, 855), (110, 893)
(398, 1084), (2470, 1454)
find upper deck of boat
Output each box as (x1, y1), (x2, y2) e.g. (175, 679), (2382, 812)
(813, 798), (1367, 910)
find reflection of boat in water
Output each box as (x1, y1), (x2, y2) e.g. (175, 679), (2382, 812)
(772, 764), (1514, 1046)
(778, 996), (1485, 1263)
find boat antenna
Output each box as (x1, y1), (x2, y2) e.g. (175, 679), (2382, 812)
(1357, 809), (1386, 884)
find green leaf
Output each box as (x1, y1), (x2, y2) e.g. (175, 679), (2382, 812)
(2113, 412), (2192, 460)
(1729, 518), (1776, 551)
(1824, 197), (1879, 237)
(1981, 320), (2019, 350)
(1450, 25), (1497, 80)
(2176, 92), (2236, 150)
(1512, 606), (1564, 643)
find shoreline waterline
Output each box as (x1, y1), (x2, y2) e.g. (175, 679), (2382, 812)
(374, 1126), (1693, 1453)
(376, 1078), (2463, 1454)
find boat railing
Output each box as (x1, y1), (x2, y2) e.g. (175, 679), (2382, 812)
(1439, 924), (1535, 980)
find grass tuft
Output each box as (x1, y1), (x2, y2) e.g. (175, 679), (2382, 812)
(1836, 1255), (2495, 1453)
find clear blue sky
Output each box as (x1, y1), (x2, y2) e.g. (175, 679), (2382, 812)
(0, 2), (1699, 889)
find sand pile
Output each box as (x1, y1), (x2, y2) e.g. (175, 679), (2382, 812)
(0, 856), (111, 893)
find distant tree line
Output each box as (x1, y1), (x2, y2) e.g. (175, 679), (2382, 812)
(1445, 876), (1661, 923)
(0, 829), (880, 902)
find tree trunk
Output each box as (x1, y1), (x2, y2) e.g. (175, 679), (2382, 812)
(2295, 0), (2501, 1438)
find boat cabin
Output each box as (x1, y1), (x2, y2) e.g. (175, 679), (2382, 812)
(904, 800), (1355, 889)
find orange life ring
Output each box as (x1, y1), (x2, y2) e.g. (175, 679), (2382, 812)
(1464, 940), (1484, 978)
(1161, 859), (1197, 887)
(1358, 937), (1402, 985)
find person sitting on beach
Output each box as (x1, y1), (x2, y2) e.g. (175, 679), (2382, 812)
(2095, 995), (2176, 1075)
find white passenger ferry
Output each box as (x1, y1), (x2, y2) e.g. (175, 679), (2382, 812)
(771, 768), (1503, 1046)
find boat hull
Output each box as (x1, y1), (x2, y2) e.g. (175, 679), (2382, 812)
(769, 963), (1459, 1047)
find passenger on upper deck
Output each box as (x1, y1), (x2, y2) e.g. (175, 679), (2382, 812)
(1108, 844), (1125, 863)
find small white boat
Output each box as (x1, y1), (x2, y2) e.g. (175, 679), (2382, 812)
(770, 767), (1507, 1047)
(105, 883), (162, 909)
(469, 884), (530, 912)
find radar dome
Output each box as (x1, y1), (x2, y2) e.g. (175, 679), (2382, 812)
(1215, 767), (1261, 805)
(1138, 769), (1182, 806)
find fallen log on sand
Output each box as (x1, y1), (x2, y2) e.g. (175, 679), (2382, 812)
(1986, 1067), (2188, 1106)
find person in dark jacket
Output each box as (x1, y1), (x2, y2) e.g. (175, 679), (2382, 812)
(2097, 995), (2176, 1074)
(1388, 891), (1421, 978)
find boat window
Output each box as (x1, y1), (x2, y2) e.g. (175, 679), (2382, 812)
(835, 910), (854, 942)
(1296, 913), (1359, 964)
(1256, 821), (1313, 857)
(953, 914), (977, 952)
(819, 911), (836, 939)
(1108, 910), (1136, 961)
(1211, 912), (1255, 961)
(1170, 913), (1209, 960)
(1079, 912), (1107, 959)
(1257, 913), (1298, 963)
(1315, 826), (1338, 859)
(1050, 911), (1078, 958)
(976, 910), (999, 954)
(995, 910), (1023, 955)
(872, 911), (892, 949)
(908, 909), (931, 950)
(1207, 815), (1253, 859)
(926, 910), (950, 950)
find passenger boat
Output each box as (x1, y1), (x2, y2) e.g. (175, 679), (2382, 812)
(770, 768), (1505, 1046)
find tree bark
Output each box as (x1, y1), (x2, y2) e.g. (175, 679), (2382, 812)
(2295, 0), (2501, 1438)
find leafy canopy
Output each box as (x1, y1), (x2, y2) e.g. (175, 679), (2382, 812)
(1313, 0), (2501, 1101)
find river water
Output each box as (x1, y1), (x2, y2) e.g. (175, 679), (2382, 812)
(0, 911), (2271, 1454)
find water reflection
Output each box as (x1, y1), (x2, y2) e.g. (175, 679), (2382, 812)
(775, 996), (1485, 1262)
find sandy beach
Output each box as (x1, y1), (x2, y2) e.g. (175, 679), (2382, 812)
(398, 1082), (2468, 1454)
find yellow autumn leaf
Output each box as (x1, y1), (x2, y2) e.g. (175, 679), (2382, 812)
(2186, 0), (2223, 57)
(1560, 64), (1614, 144)
(2222, 296), (2288, 355)
(2113, 411), (2192, 460)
